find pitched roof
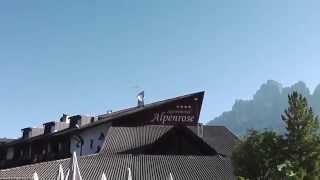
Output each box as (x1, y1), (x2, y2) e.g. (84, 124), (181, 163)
(100, 126), (173, 154)
(188, 126), (239, 157)
(132, 155), (235, 180)
(4, 91), (204, 146)
(96, 91), (204, 126)
(0, 153), (235, 180)
(101, 125), (238, 157)
(0, 124), (237, 179)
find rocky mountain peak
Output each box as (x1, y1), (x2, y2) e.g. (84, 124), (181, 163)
(208, 80), (320, 136)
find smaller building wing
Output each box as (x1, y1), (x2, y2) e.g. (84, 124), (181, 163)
(0, 154), (235, 180)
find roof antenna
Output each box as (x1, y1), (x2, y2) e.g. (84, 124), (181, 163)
(137, 91), (144, 107)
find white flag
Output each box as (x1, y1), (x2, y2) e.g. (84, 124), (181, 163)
(137, 91), (144, 106)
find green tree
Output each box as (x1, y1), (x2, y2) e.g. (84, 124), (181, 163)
(232, 129), (282, 179)
(232, 92), (320, 179)
(280, 92), (320, 179)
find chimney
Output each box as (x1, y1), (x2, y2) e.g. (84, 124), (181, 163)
(137, 91), (144, 107)
(21, 127), (44, 139)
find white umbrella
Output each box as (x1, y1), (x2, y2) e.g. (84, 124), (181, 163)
(56, 164), (64, 180)
(101, 172), (107, 180)
(33, 172), (39, 180)
(127, 167), (132, 180)
(65, 169), (70, 180)
(168, 173), (174, 180)
(69, 152), (83, 180)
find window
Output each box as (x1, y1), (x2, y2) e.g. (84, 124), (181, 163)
(58, 143), (62, 152)
(6, 148), (14, 160)
(47, 144), (51, 153)
(33, 154), (38, 162)
(42, 149), (46, 155)
(98, 132), (105, 140)
(90, 139), (94, 149)
(96, 145), (101, 153)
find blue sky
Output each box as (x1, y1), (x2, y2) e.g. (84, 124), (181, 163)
(1, 1), (320, 138)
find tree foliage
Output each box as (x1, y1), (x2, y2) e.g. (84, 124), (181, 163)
(232, 92), (320, 179)
(281, 92), (320, 179)
(232, 129), (282, 179)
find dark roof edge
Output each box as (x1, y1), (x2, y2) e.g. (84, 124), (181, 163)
(3, 91), (205, 146)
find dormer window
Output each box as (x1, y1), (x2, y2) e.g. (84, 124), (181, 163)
(43, 122), (55, 134)
(69, 115), (92, 128)
(22, 128), (31, 139)
(22, 127), (44, 138)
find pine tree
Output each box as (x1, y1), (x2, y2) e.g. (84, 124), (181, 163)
(281, 91), (320, 179)
(232, 92), (320, 179)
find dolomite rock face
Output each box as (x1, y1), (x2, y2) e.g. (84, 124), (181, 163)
(208, 80), (320, 136)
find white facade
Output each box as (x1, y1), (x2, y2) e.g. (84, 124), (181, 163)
(70, 123), (110, 156)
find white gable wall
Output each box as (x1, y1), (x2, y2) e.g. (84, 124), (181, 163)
(70, 123), (110, 156)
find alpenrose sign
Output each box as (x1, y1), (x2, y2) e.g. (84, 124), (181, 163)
(113, 92), (204, 126)
(147, 92), (204, 125)
(151, 109), (195, 124)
